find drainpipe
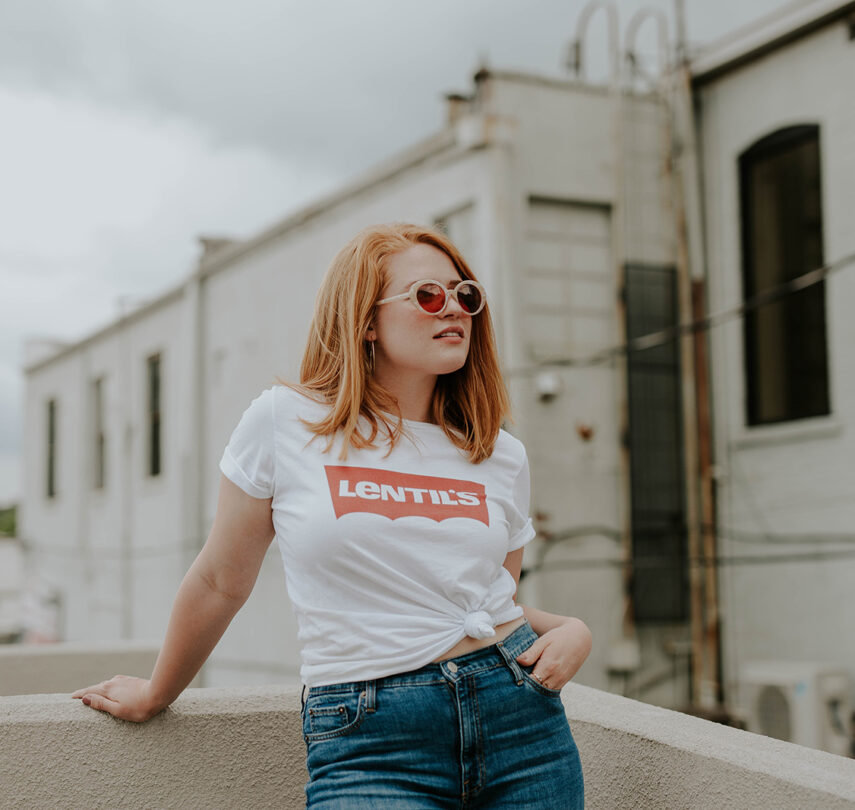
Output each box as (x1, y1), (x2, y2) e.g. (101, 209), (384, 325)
(672, 0), (720, 710)
(119, 311), (133, 640)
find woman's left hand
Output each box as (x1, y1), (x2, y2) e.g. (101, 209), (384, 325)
(515, 617), (592, 692)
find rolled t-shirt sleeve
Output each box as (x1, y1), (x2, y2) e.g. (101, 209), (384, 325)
(219, 388), (275, 499)
(507, 452), (536, 551)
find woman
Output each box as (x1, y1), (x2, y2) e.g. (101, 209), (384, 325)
(73, 223), (591, 808)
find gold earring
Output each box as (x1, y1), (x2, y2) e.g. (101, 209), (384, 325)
(367, 341), (375, 374)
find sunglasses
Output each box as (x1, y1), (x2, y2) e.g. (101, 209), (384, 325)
(376, 279), (486, 316)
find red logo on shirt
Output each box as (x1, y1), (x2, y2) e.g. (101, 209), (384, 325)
(324, 466), (489, 525)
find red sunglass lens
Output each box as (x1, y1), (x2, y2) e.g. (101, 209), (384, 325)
(457, 283), (482, 313)
(416, 283), (446, 313)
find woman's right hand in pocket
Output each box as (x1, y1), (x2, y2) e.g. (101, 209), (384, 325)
(72, 675), (163, 723)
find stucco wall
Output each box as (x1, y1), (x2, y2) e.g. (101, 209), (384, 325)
(1, 686), (305, 810)
(2, 683), (854, 809)
(0, 641), (165, 697)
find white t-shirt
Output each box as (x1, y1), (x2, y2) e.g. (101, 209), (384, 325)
(219, 385), (536, 687)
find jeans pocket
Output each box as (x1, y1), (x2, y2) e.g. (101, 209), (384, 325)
(519, 664), (565, 698)
(304, 690), (367, 742)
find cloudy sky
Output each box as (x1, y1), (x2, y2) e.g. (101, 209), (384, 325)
(0, 0), (794, 503)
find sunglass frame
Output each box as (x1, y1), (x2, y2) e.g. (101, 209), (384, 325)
(376, 278), (486, 316)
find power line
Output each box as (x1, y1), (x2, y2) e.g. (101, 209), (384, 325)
(506, 250), (855, 376)
(536, 523), (855, 547)
(710, 525), (855, 546)
(520, 545), (855, 578)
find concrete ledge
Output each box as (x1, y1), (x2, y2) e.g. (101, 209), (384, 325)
(1, 686), (306, 809)
(565, 684), (855, 809)
(0, 640), (162, 696)
(2, 683), (854, 809)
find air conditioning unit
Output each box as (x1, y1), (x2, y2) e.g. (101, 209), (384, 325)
(741, 661), (852, 757)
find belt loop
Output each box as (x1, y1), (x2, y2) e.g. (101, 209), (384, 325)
(495, 640), (525, 685)
(363, 680), (376, 712)
(300, 684), (307, 719)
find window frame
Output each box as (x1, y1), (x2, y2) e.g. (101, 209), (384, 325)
(738, 124), (830, 427)
(146, 353), (162, 477)
(46, 398), (58, 499)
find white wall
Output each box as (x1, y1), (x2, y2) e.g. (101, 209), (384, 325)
(697, 19), (855, 706)
(21, 294), (190, 644)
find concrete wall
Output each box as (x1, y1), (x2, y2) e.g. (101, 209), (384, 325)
(0, 640), (163, 697)
(1, 686), (305, 810)
(697, 16), (855, 709)
(2, 683), (853, 809)
(21, 292), (191, 645)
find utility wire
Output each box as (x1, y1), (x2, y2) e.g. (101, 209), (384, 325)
(506, 250), (855, 376)
(707, 525), (855, 546)
(535, 523), (855, 547)
(519, 545), (855, 579)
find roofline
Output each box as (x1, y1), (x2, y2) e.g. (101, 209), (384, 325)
(691, 0), (855, 85)
(24, 125), (465, 375)
(197, 127), (458, 281)
(24, 284), (187, 374)
(24, 68), (619, 375)
(196, 70), (616, 282)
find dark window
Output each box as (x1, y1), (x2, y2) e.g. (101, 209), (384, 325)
(147, 354), (162, 477)
(739, 125), (830, 426)
(46, 399), (57, 499)
(92, 377), (106, 489)
(625, 263), (688, 622)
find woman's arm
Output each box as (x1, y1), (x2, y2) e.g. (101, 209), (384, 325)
(503, 548), (593, 690)
(72, 475), (274, 722)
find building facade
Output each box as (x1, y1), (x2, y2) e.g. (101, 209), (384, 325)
(20, 1), (855, 744)
(692, 0), (855, 741)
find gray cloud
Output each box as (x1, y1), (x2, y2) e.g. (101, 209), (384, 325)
(0, 1), (621, 174)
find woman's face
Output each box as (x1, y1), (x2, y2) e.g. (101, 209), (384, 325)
(369, 243), (473, 383)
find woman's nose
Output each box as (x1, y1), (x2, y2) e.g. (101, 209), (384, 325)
(443, 291), (467, 316)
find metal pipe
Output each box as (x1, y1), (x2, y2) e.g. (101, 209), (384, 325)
(625, 7), (671, 79)
(571, 1), (620, 86)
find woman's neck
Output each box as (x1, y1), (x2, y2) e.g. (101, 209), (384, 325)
(373, 369), (436, 423)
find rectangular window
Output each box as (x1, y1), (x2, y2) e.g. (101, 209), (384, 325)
(147, 354), (162, 477)
(46, 398), (57, 499)
(739, 125), (830, 425)
(92, 377), (106, 489)
(625, 263), (688, 623)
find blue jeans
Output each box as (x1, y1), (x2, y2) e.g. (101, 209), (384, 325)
(301, 620), (584, 808)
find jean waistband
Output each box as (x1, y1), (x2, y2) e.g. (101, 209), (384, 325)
(305, 619), (538, 698)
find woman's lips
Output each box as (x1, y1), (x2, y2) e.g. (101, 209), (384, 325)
(433, 327), (465, 339)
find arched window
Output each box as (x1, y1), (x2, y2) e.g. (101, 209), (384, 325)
(738, 125), (830, 425)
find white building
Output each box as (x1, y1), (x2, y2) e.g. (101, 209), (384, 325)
(693, 0), (855, 749)
(19, 0), (855, 749)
